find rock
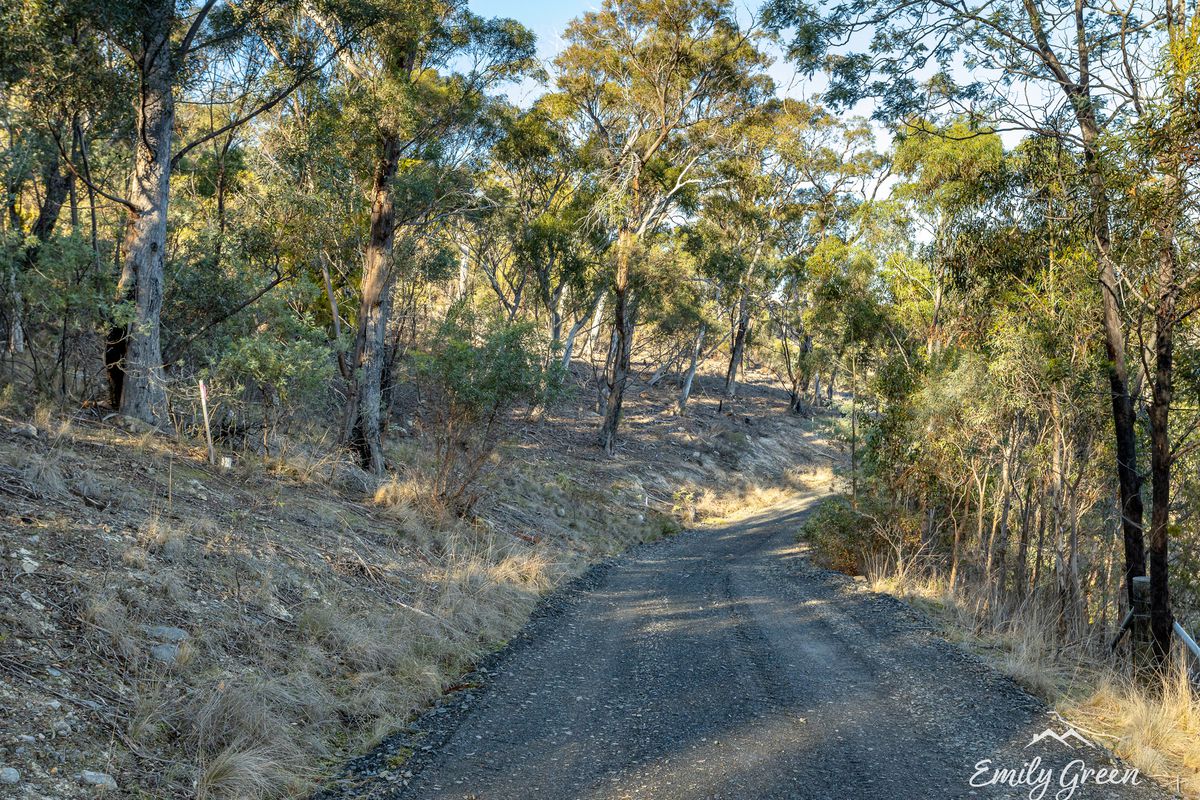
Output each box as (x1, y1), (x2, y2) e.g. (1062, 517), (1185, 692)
(19, 591), (45, 611)
(51, 719), (71, 736)
(80, 770), (117, 789)
(150, 643), (179, 664)
(116, 415), (155, 435)
(144, 625), (188, 643)
(0, 767), (19, 784)
(19, 557), (38, 574)
(10, 423), (38, 439)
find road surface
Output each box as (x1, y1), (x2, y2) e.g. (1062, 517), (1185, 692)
(323, 495), (1172, 800)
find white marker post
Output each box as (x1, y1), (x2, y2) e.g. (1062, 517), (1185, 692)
(198, 380), (216, 466)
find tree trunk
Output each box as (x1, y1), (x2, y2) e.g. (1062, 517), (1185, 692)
(1076, 110), (1146, 608)
(1014, 478), (1033, 596)
(548, 286), (564, 349)
(989, 438), (1015, 604)
(582, 291), (607, 359)
(344, 132), (402, 475)
(678, 322), (706, 416)
(7, 267), (24, 355)
(599, 228), (636, 454)
(849, 354), (858, 509)
(18, 145), (74, 357)
(106, 0), (175, 426)
(1148, 176), (1179, 667)
(456, 248), (469, 301)
(562, 289), (603, 373)
(926, 277), (943, 360)
(724, 293), (750, 401)
(559, 315), (584, 373)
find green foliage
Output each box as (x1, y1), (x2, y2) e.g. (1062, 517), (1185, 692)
(206, 307), (335, 444)
(415, 307), (561, 512)
(2, 230), (109, 397)
(801, 496), (881, 574)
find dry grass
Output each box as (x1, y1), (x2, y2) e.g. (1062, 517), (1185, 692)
(17, 451), (67, 497)
(1065, 663), (1200, 797)
(679, 464), (833, 523)
(0, 363), (825, 799)
(863, 558), (1200, 796)
(188, 677), (328, 799)
(373, 474), (437, 538)
(197, 741), (298, 800)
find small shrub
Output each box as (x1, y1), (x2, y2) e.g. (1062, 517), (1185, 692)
(414, 307), (561, 514)
(672, 487), (698, 523)
(801, 495), (879, 574)
(205, 313), (334, 451)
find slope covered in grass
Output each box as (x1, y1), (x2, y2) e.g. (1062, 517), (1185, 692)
(0, 364), (835, 799)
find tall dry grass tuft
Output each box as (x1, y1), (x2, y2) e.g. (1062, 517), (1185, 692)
(17, 451), (67, 497)
(186, 675), (332, 798)
(1066, 661), (1200, 797)
(373, 474), (436, 537)
(197, 741), (293, 800)
(425, 528), (555, 648)
(864, 556), (1200, 795)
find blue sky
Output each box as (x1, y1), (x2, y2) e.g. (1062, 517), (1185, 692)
(467, 0), (825, 109)
(468, 0), (1032, 153)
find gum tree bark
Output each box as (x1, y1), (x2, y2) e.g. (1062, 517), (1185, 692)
(1147, 170), (1179, 667)
(724, 294), (750, 401)
(599, 228), (636, 454)
(678, 322), (706, 416)
(343, 133), (402, 475)
(106, 0), (174, 425)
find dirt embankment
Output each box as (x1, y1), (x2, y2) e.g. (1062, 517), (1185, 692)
(0, 365), (837, 799)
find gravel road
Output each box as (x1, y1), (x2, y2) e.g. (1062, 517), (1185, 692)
(325, 495), (1174, 800)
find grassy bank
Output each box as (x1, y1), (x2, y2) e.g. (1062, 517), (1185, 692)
(0, 365), (834, 799)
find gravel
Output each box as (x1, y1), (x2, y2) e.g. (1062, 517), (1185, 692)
(319, 496), (1175, 800)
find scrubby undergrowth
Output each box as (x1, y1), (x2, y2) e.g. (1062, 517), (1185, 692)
(0, 364), (835, 799)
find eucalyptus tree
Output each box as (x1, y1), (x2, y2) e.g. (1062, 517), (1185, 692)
(696, 103), (790, 407)
(81, 1), (351, 426)
(316, 0), (534, 473)
(462, 98), (604, 370)
(554, 0), (771, 454)
(891, 120), (1005, 359)
(0, 2), (122, 360)
(494, 101), (606, 371)
(765, 0), (1189, 663)
(702, 99), (883, 406)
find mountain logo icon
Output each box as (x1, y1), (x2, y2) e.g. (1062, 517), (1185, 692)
(1025, 727), (1095, 749)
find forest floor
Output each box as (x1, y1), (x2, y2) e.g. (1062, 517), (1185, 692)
(0, 362), (836, 799)
(318, 495), (1168, 800)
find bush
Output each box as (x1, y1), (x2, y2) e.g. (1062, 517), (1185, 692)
(801, 495), (880, 574)
(415, 307), (560, 513)
(205, 309), (335, 449)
